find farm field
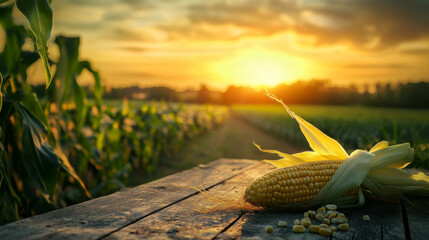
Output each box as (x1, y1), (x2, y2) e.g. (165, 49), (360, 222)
(232, 104), (429, 170)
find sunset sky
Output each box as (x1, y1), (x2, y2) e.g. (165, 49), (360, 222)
(13, 0), (429, 90)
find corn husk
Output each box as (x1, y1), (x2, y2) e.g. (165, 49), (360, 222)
(255, 92), (429, 208)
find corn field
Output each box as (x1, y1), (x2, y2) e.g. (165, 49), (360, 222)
(232, 104), (429, 170)
(0, 1), (227, 225)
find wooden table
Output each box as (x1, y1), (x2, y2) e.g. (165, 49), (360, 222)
(0, 158), (428, 240)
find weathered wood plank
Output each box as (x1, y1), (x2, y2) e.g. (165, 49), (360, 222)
(218, 198), (405, 240)
(0, 158), (257, 240)
(216, 211), (326, 240)
(104, 161), (271, 239)
(334, 198), (405, 240)
(403, 196), (429, 240)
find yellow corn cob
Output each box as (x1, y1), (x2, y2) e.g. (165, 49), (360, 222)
(244, 160), (356, 207)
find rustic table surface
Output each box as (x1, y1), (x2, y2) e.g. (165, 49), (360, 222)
(0, 158), (428, 240)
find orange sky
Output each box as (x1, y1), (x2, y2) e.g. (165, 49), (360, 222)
(10, 0), (429, 90)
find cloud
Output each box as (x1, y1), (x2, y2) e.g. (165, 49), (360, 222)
(156, 0), (429, 49)
(344, 63), (408, 69)
(400, 48), (429, 56)
(117, 46), (148, 52)
(105, 28), (144, 41)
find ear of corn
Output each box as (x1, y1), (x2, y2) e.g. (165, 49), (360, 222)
(244, 160), (343, 207)
(244, 92), (429, 209)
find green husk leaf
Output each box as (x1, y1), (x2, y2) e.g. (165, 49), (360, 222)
(312, 150), (373, 207)
(370, 143), (413, 171)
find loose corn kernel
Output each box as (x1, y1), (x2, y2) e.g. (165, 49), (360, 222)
(337, 213), (345, 218)
(293, 225), (305, 233)
(320, 224), (329, 228)
(308, 210), (316, 218)
(330, 226), (337, 232)
(336, 217), (348, 224)
(244, 161), (348, 207)
(319, 227), (332, 236)
(309, 225), (320, 233)
(331, 218), (337, 224)
(278, 221), (288, 227)
(363, 215), (370, 221)
(329, 212), (337, 219)
(294, 219), (300, 225)
(322, 218), (330, 224)
(266, 226), (274, 233)
(315, 213), (324, 221)
(338, 223), (349, 231)
(304, 212), (309, 218)
(325, 204), (337, 211)
(317, 207), (327, 214)
(301, 219), (312, 228)
(277, 221), (287, 227)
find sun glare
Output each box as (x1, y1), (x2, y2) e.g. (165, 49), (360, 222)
(210, 48), (303, 88)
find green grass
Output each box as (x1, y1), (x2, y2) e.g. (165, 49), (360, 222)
(232, 104), (429, 170)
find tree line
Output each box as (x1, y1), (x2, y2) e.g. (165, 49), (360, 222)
(33, 79), (429, 108)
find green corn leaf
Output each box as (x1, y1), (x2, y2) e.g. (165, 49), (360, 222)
(77, 61), (103, 111)
(15, 102), (59, 203)
(0, 157), (22, 224)
(15, 0), (53, 87)
(21, 92), (49, 129)
(73, 78), (87, 131)
(0, 73), (3, 111)
(54, 148), (91, 198)
(52, 36), (80, 105)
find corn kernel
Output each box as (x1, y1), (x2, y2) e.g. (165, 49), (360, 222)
(315, 213), (324, 221)
(266, 226), (274, 233)
(319, 227), (332, 236)
(336, 217), (348, 224)
(317, 207), (327, 214)
(320, 224), (329, 228)
(301, 219), (312, 228)
(338, 223), (349, 231)
(337, 213), (345, 218)
(309, 225), (320, 233)
(329, 212), (337, 219)
(331, 218), (337, 224)
(308, 210), (316, 218)
(325, 204), (337, 211)
(323, 218), (330, 224)
(330, 226), (337, 232)
(363, 215), (370, 221)
(293, 225), (305, 233)
(304, 212), (309, 218)
(294, 219), (300, 225)
(278, 221), (287, 227)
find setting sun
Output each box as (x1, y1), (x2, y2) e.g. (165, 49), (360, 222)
(210, 48), (304, 88)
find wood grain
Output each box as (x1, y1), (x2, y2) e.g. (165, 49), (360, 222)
(104, 161), (271, 239)
(1, 158), (428, 240)
(402, 196), (429, 240)
(0, 159), (257, 240)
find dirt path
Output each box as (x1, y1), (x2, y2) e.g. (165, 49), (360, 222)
(129, 111), (306, 185)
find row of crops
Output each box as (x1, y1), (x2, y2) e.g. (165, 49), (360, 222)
(232, 104), (429, 170)
(0, 1), (228, 225)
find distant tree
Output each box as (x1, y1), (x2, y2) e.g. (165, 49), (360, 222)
(197, 84), (211, 103)
(147, 87), (179, 101)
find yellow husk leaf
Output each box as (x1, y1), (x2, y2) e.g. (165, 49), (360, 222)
(369, 141), (389, 153)
(265, 91), (348, 160)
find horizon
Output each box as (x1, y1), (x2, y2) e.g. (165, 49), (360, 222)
(5, 0), (429, 90)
